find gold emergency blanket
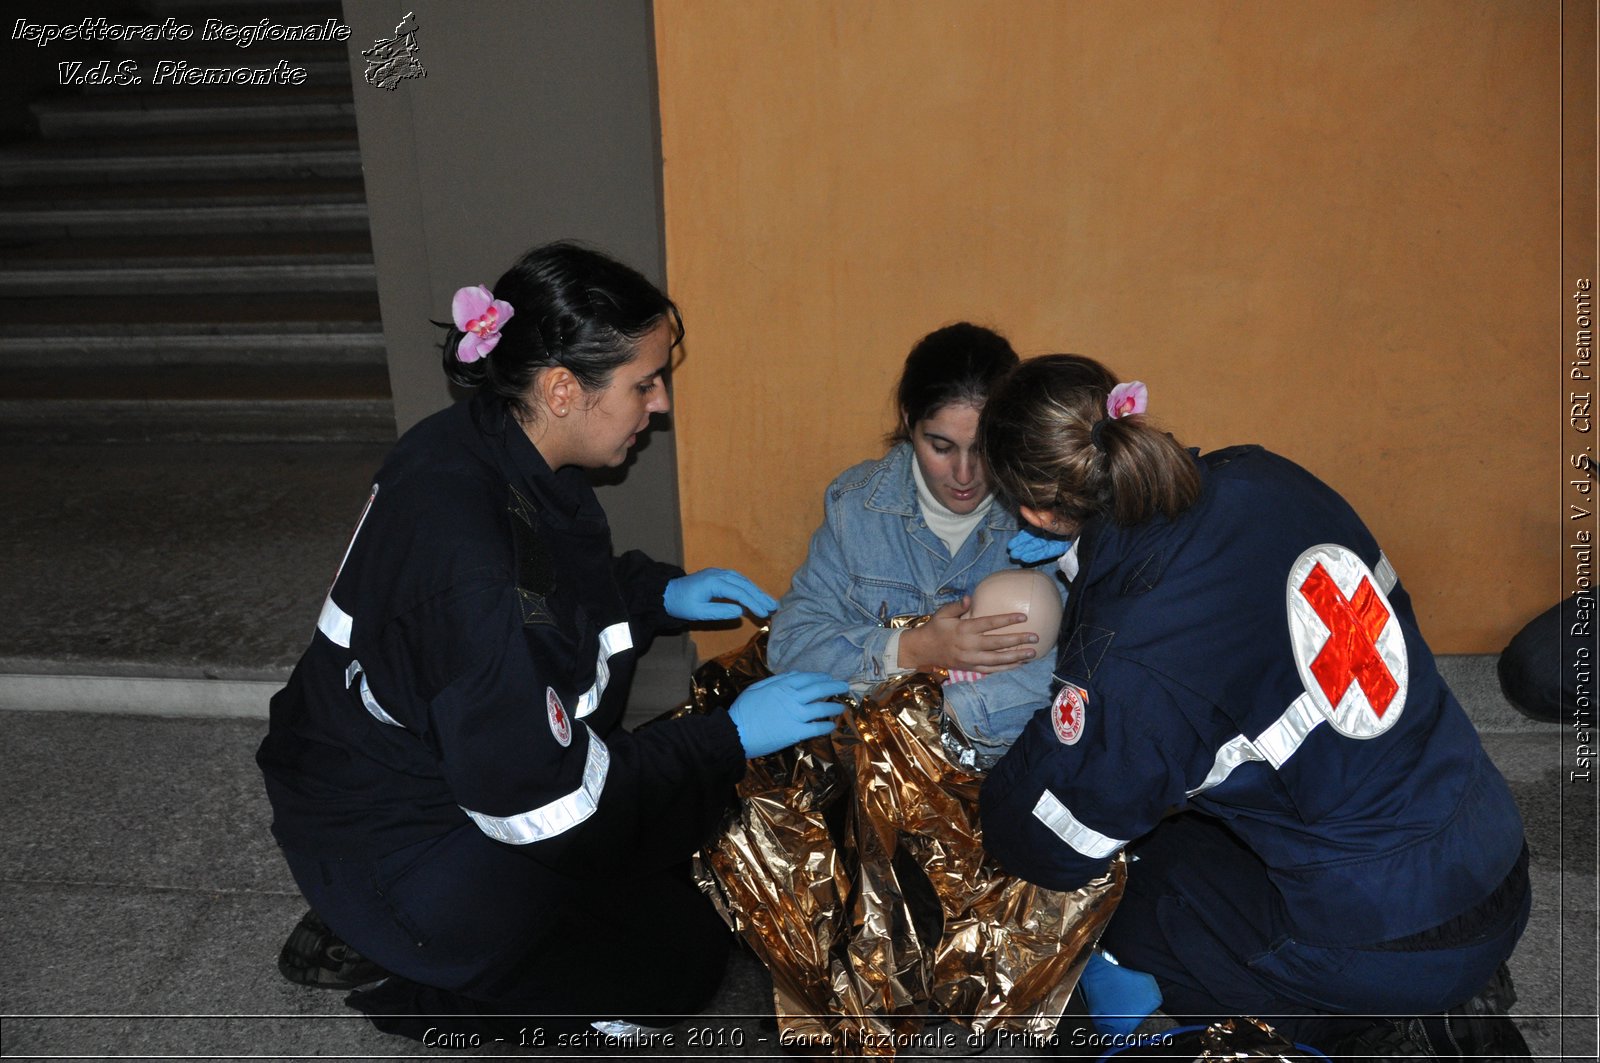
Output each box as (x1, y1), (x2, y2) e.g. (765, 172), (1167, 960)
(1196, 1017), (1324, 1060)
(670, 629), (1125, 1057)
(1118, 1018), (1325, 1061)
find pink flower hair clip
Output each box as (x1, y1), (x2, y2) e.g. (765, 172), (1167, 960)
(1106, 381), (1148, 419)
(451, 285), (515, 363)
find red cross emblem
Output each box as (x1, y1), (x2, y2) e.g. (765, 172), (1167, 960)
(1051, 684), (1086, 745)
(1287, 545), (1407, 739)
(1298, 562), (1398, 717)
(546, 687), (572, 747)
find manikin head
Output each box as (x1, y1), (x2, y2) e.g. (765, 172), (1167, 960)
(966, 567), (1064, 645)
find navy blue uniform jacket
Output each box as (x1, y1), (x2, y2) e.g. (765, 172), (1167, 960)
(257, 396), (746, 871)
(980, 447), (1525, 948)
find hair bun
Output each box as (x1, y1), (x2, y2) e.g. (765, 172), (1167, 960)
(441, 323), (490, 388)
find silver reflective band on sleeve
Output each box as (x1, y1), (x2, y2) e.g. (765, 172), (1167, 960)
(574, 622), (634, 719)
(344, 660), (401, 728)
(1187, 693), (1330, 796)
(1032, 790), (1126, 859)
(317, 596), (353, 649)
(1374, 551), (1397, 594)
(1187, 733), (1266, 797)
(316, 483), (378, 649)
(462, 733), (610, 844)
(1253, 692), (1325, 769)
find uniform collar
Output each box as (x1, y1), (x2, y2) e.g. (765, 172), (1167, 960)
(1074, 450), (1210, 590)
(472, 393), (608, 531)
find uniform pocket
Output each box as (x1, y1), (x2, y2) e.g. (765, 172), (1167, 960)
(845, 576), (931, 624)
(370, 832), (458, 948)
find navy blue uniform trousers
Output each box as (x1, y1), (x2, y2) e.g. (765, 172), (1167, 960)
(1099, 814), (1530, 1049)
(282, 823), (731, 1036)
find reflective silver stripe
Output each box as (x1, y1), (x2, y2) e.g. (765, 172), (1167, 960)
(1187, 733), (1266, 797)
(599, 621), (633, 656)
(1252, 692), (1325, 769)
(345, 660), (401, 728)
(333, 483), (378, 582)
(316, 483), (378, 649)
(1189, 699), (1323, 797)
(1374, 551), (1398, 594)
(317, 596), (353, 649)
(462, 732), (610, 844)
(1032, 790), (1126, 859)
(1082, 709), (1322, 806)
(574, 622), (634, 719)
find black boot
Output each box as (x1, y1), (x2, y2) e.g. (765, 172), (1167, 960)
(277, 908), (387, 989)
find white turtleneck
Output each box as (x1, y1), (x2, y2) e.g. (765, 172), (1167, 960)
(911, 455), (993, 555)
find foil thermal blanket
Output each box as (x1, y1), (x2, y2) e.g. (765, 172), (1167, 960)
(664, 629), (1124, 1057)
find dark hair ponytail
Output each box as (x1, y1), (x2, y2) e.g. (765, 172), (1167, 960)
(981, 354), (1200, 534)
(440, 241), (682, 422)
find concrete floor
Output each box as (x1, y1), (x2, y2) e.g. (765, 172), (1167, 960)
(0, 441), (1595, 1059)
(0, 679), (1592, 1060)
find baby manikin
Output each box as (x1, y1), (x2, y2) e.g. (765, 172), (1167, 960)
(968, 567), (1064, 645)
(941, 566), (1065, 768)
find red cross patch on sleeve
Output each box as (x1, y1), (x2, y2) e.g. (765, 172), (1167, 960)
(1286, 544), (1409, 738)
(1051, 684), (1088, 745)
(546, 686), (572, 747)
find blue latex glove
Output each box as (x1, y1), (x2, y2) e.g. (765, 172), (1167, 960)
(1078, 950), (1162, 1037)
(664, 568), (780, 621)
(1007, 527), (1072, 564)
(727, 671), (850, 759)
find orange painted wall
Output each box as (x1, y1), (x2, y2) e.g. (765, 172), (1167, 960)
(655, 0), (1558, 658)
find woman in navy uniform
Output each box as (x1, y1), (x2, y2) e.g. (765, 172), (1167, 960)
(257, 243), (846, 1041)
(976, 355), (1531, 1060)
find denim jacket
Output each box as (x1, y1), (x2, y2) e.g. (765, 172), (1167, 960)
(768, 443), (1062, 759)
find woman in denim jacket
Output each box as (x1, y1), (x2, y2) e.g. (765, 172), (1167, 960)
(768, 324), (1064, 764)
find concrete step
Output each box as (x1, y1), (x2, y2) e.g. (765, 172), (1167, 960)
(75, 57), (354, 91)
(0, 232), (372, 263)
(0, 322), (385, 368)
(0, 397), (395, 444)
(0, 0), (385, 449)
(0, 254), (376, 296)
(139, 0), (345, 16)
(0, 147), (360, 184)
(0, 130), (357, 157)
(0, 361), (386, 397)
(0, 176), (364, 204)
(28, 84), (354, 108)
(0, 200), (369, 237)
(31, 98), (354, 138)
(0, 291), (380, 326)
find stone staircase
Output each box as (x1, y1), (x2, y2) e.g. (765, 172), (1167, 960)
(0, 0), (395, 702)
(0, 0), (393, 445)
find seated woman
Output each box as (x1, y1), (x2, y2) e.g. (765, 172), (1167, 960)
(756, 331), (1156, 1040)
(768, 323), (1063, 766)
